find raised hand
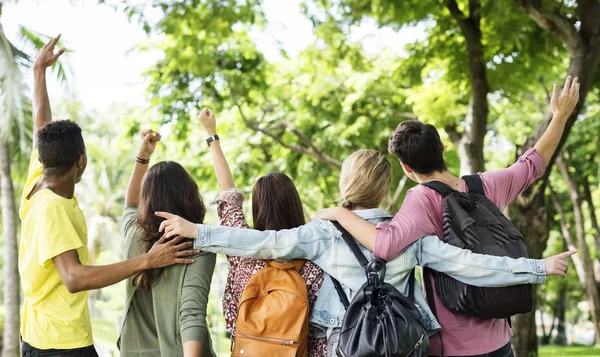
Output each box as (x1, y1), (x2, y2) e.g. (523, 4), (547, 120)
(156, 212), (198, 238)
(543, 249), (577, 276)
(138, 129), (162, 160)
(197, 107), (217, 136)
(146, 235), (199, 268)
(551, 76), (580, 120)
(34, 34), (66, 71)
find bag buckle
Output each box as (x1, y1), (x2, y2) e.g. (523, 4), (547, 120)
(366, 259), (386, 288)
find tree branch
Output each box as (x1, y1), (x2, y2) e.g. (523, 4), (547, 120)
(515, 0), (582, 56)
(235, 103), (342, 169)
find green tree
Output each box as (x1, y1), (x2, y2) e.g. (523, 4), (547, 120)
(120, 1), (600, 356)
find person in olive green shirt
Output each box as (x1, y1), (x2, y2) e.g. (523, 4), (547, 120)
(118, 130), (216, 357)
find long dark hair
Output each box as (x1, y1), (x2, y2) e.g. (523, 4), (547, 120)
(252, 172), (305, 231)
(135, 161), (206, 290)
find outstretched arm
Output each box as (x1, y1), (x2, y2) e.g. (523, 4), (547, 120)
(33, 35), (65, 150)
(315, 207), (377, 251)
(416, 235), (576, 286)
(53, 235), (197, 293)
(534, 76), (580, 165)
(125, 129), (162, 207)
(197, 108), (234, 190)
(155, 212), (335, 261)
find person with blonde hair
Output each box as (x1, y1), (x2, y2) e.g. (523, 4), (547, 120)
(157, 139), (574, 355)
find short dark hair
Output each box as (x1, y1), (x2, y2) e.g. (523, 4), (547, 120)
(38, 120), (85, 175)
(252, 172), (305, 231)
(388, 120), (447, 175)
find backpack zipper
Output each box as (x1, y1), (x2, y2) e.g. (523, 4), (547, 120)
(404, 334), (425, 357)
(238, 332), (299, 346)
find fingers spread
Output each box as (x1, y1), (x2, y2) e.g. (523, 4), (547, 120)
(563, 76), (572, 94)
(156, 234), (168, 244)
(169, 236), (185, 246)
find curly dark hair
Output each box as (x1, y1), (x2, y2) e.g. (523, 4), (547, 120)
(388, 120), (447, 175)
(135, 161), (206, 290)
(37, 120), (85, 176)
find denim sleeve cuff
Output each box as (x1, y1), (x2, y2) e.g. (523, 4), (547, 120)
(527, 259), (547, 284)
(195, 224), (210, 249)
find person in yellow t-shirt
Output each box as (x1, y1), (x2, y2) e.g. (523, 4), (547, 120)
(19, 35), (199, 357)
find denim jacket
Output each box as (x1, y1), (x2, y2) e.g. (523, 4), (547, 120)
(195, 209), (546, 336)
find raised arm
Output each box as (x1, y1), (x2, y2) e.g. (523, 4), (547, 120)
(33, 35), (65, 150)
(125, 129), (162, 207)
(534, 76), (580, 166)
(197, 108), (234, 190)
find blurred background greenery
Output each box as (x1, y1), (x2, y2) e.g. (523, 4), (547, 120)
(1, 0), (600, 356)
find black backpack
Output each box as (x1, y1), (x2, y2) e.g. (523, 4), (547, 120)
(421, 174), (533, 319)
(330, 222), (429, 357)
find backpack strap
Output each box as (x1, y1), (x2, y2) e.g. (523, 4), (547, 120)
(332, 222), (369, 268)
(421, 181), (455, 198)
(407, 268), (416, 303)
(424, 267), (445, 356)
(330, 276), (351, 310)
(462, 174), (485, 196)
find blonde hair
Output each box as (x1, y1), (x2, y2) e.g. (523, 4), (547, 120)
(339, 149), (392, 210)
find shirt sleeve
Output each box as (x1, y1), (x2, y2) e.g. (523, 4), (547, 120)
(373, 189), (439, 261)
(480, 148), (546, 210)
(37, 205), (84, 268)
(121, 206), (139, 237)
(180, 251), (217, 344)
(414, 235), (546, 285)
(20, 149), (43, 209)
(216, 188), (250, 229)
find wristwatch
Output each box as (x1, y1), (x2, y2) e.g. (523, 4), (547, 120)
(206, 135), (220, 147)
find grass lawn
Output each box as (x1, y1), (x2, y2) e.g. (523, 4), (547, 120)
(539, 345), (600, 356)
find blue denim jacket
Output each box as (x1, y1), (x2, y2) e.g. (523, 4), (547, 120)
(195, 209), (546, 336)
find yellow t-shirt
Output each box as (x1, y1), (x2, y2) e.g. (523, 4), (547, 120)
(18, 149), (93, 349)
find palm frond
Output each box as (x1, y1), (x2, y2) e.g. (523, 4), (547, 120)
(0, 28), (29, 147)
(19, 26), (73, 85)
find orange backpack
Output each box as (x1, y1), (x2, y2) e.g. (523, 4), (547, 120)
(231, 260), (309, 357)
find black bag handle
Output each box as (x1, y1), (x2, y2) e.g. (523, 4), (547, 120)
(421, 181), (455, 198)
(462, 174), (485, 195)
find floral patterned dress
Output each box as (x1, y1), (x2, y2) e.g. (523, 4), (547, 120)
(217, 188), (327, 356)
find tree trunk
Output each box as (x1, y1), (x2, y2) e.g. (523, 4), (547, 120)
(0, 139), (20, 357)
(556, 156), (600, 341)
(445, 0), (488, 175)
(555, 283), (568, 346)
(508, 188), (548, 357)
(508, 1), (600, 352)
(550, 186), (586, 287)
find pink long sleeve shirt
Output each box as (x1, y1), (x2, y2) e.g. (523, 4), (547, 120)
(374, 148), (546, 356)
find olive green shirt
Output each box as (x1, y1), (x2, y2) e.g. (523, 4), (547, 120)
(118, 206), (217, 357)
